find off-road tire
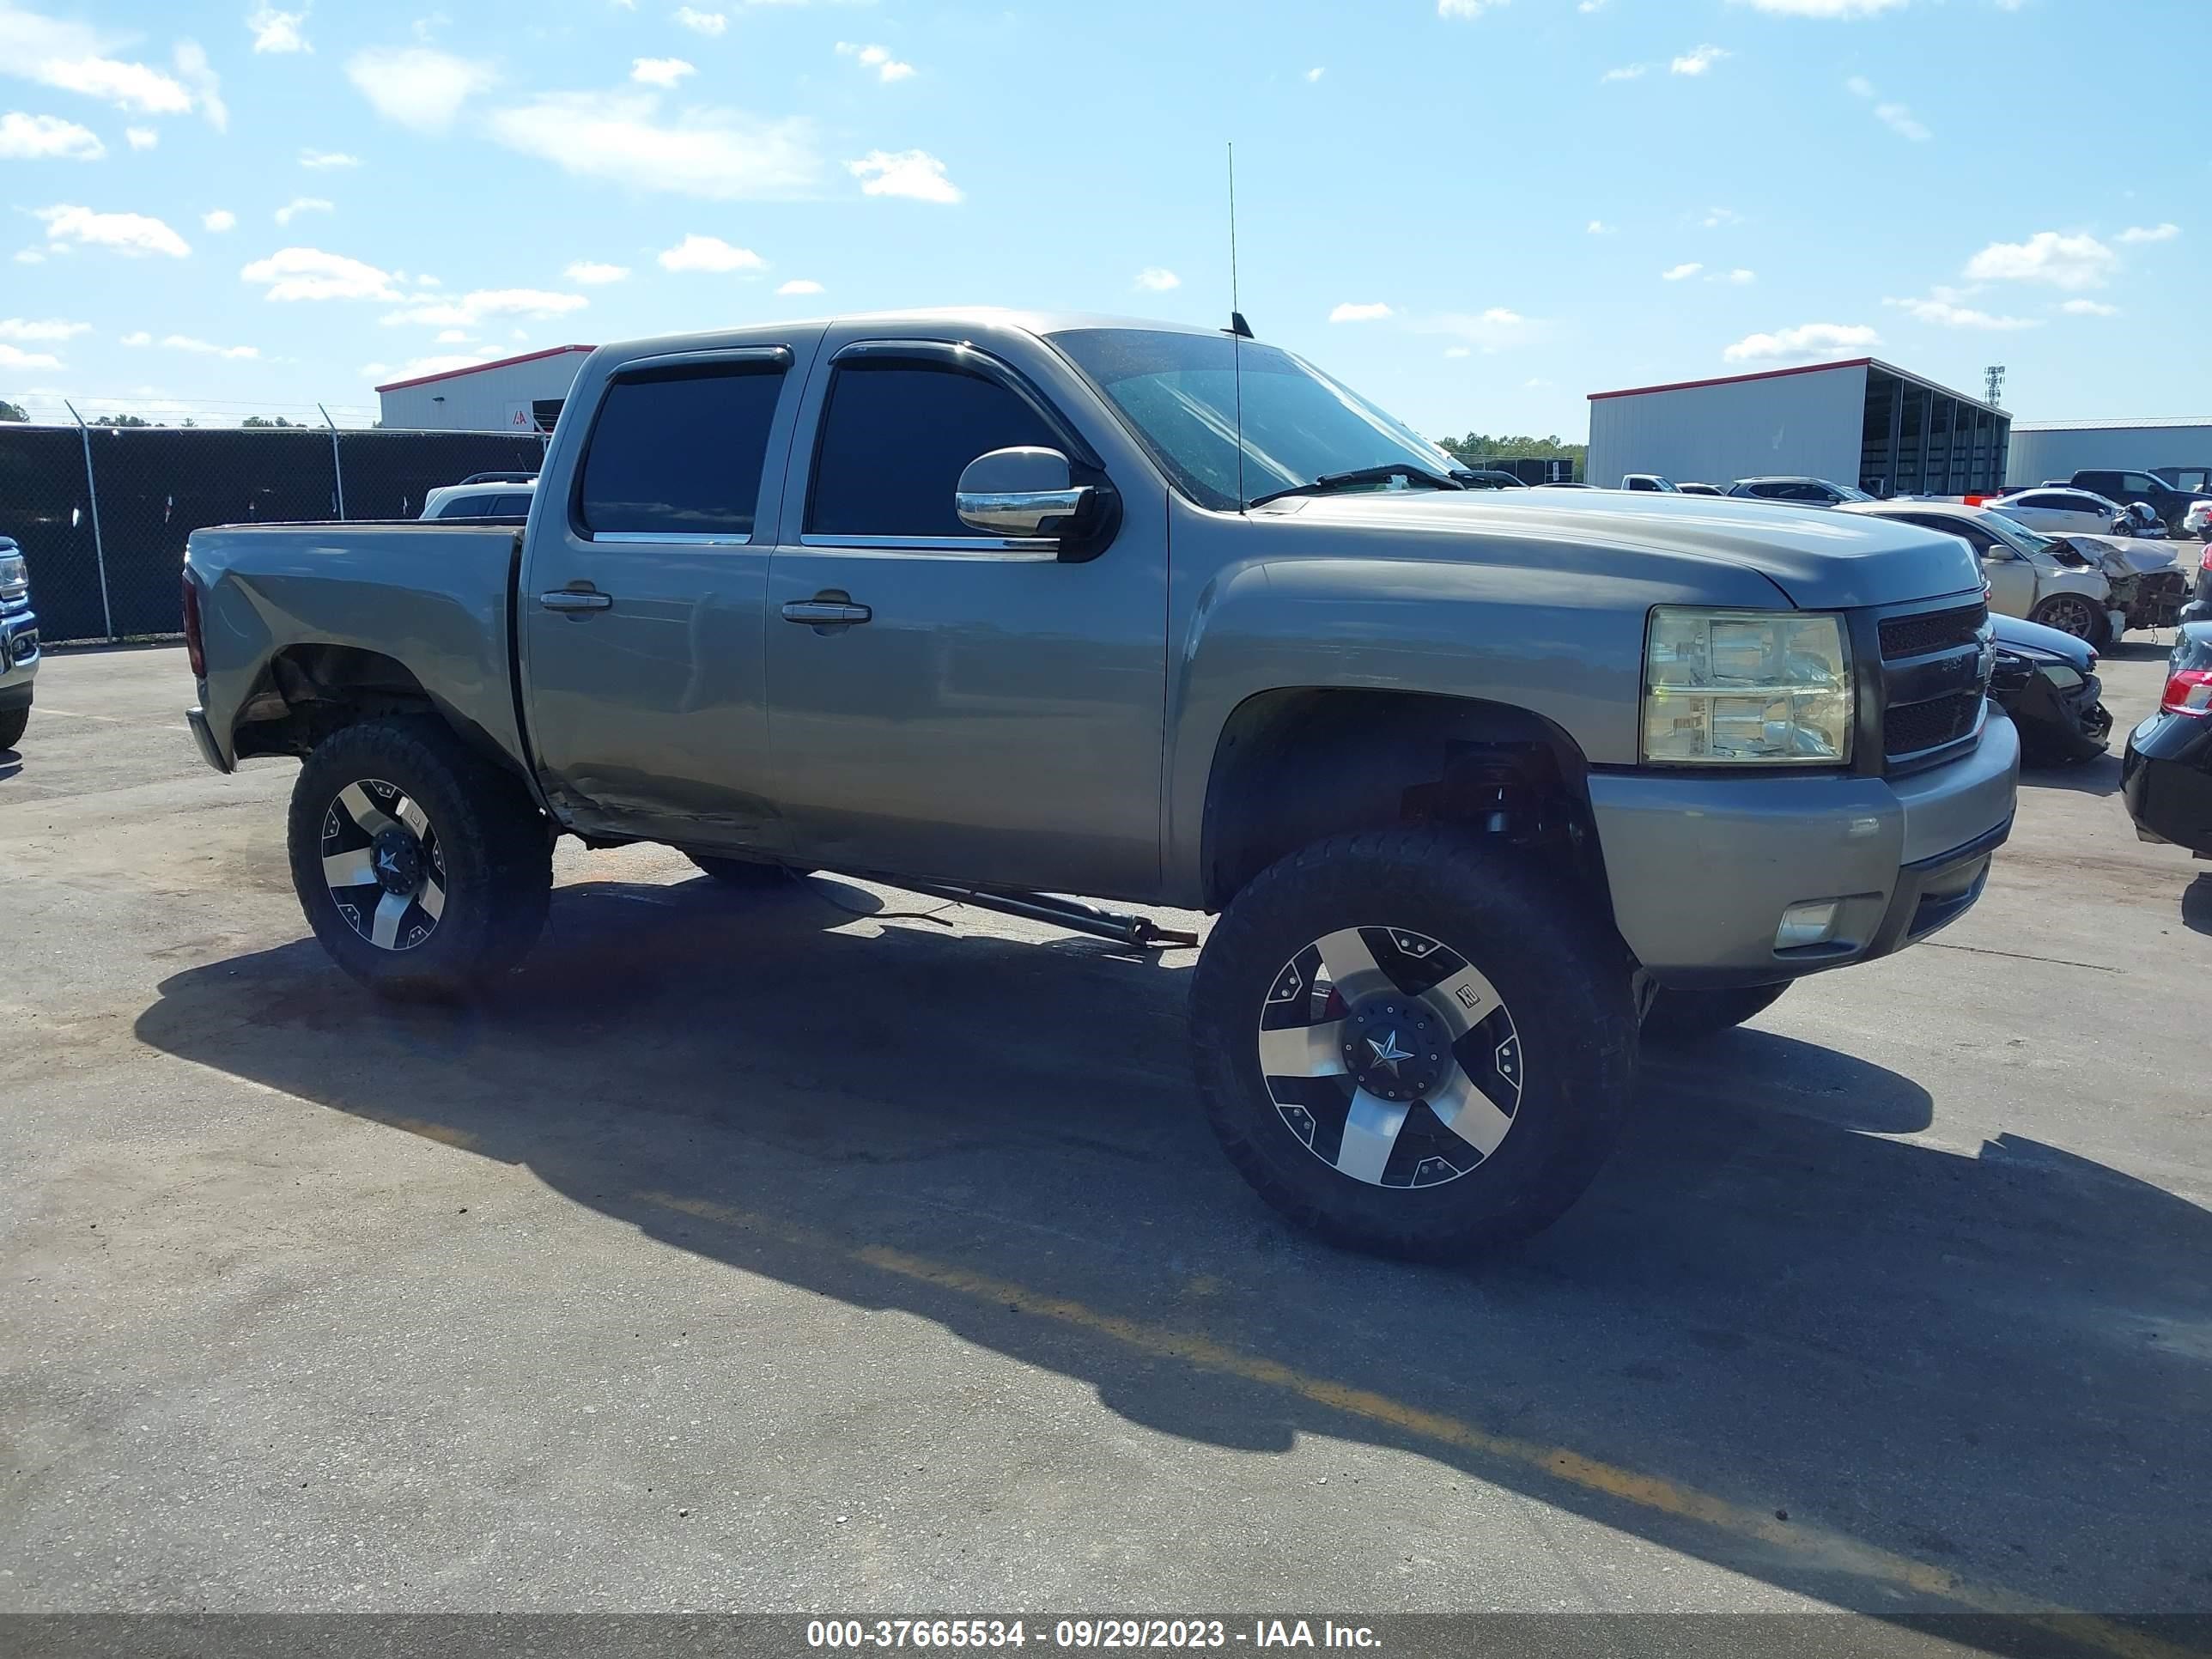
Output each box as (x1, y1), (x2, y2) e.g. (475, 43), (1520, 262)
(684, 852), (792, 889)
(1189, 828), (1638, 1260)
(1641, 981), (1790, 1046)
(288, 717), (552, 997)
(0, 701), (26, 752)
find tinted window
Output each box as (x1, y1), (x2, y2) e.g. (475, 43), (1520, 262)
(2119, 472), (2161, 495)
(493, 494), (534, 516)
(439, 493), (495, 520)
(579, 362), (784, 538)
(807, 362), (1058, 538)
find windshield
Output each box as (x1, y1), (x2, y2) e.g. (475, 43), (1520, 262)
(1978, 512), (2065, 564)
(1822, 481), (1877, 502)
(1048, 327), (1458, 512)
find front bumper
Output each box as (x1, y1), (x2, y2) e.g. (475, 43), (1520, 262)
(1589, 712), (2020, 988)
(0, 605), (39, 700)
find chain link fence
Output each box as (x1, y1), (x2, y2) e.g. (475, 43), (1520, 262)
(0, 424), (553, 645)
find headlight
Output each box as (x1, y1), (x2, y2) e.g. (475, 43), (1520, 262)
(0, 553), (24, 589)
(1642, 607), (1854, 765)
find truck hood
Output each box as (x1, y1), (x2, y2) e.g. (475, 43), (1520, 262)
(1266, 489), (1982, 610)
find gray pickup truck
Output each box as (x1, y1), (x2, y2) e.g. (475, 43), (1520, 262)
(183, 309), (2018, 1257)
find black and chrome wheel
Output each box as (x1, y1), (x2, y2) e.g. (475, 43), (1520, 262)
(1191, 829), (1637, 1259)
(319, 779), (447, 951)
(288, 717), (551, 996)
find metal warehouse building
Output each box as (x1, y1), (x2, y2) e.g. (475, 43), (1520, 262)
(2004, 417), (2212, 488)
(1585, 358), (2010, 498)
(375, 344), (596, 434)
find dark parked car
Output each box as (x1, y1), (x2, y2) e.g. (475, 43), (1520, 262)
(2121, 623), (2212, 854)
(2181, 543), (2212, 625)
(0, 534), (38, 752)
(2069, 469), (2212, 538)
(1726, 477), (1877, 507)
(1988, 613), (2111, 765)
(1676, 482), (1724, 497)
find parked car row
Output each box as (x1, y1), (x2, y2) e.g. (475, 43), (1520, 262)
(0, 535), (38, 754)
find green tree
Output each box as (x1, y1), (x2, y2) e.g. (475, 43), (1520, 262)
(94, 413), (153, 427)
(0, 399), (27, 423)
(1437, 432), (1589, 480)
(242, 415), (304, 428)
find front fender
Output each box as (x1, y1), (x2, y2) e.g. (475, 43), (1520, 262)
(1159, 538), (1785, 908)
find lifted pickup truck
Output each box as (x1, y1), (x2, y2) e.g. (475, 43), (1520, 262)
(184, 309), (2018, 1258)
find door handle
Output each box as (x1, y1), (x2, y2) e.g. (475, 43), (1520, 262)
(781, 598), (872, 626)
(538, 588), (612, 612)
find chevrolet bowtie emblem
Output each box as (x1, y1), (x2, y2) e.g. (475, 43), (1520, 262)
(1365, 1030), (1413, 1073)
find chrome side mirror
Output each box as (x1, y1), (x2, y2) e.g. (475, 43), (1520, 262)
(956, 447), (1091, 538)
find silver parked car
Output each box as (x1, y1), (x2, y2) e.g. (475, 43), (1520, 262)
(1838, 500), (2117, 646)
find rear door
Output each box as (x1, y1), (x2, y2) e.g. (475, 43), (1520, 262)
(761, 332), (1169, 899)
(519, 343), (811, 849)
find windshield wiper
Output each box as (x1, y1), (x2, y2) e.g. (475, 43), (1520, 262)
(1246, 464), (1465, 510)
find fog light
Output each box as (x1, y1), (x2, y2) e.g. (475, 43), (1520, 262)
(1776, 901), (1842, 950)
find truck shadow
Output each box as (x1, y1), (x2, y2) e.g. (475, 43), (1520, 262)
(131, 875), (2212, 1642)
(2015, 753), (2123, 797)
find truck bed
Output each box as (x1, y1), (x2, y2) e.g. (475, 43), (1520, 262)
(185, 521), (527, 773)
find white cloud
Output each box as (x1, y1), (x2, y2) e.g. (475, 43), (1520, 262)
(1437, 0), (1506, 15)
(1601, 64), (1647, 82)
(489, 89), (819, 199)
(1670, 45), (1728, 75)
(119, 330), (150, 345)
(2118, 222), (2179, 244)
(0, 342), (64, 371)
(241, 246), (399, 301)
(247, 5), (311, 53)
(1586, 219), (1613, 234)
(1662, 262), (1702, 281)
(836, 41), (915, 82)
(1719, 267), (1756, 283)
(1884, 294), (2039, 331)
(673, 6), (726, 33)
(1728, 0), (1906, 13)
(0, 110), (103, 158)
(125, 125), (155, 149)
(1964, 229), (2116, 290)
(346, 46), (495, 133)
(173, 40), (225, 131)
(775, 277), (823, 295)
(300, 148), (360, 168)
(434, 328), (469, 343)
(658, 233), (764, 272)
(162, 333), (258, 359)
(1304, 66), (1324, 82)
(0, 3), (194, 117)
(1578, 0), (1607, 9)
(1701, 205), (1741, 227)
(0, 317), (88, 342)
(274, 196), (333, 225)
(34, 204), (189, 257)
(1845, 74), (1926, 138)
(1134, 266), (1180, 292)
(365, 351), (491, 383)
(2061, 298), (2119, 317)
(565, 259), (629, 283)
(1443, 346), (1471, 359)
(847, 148), (960, 204)
(202, 207), (236, 231)
(631, 56), (695, 86)
(1420, 307), (1537, 349)
(13, 249), (48, 264)
(383, 288), (591, 327)
(1723, 321), (1879, 363)
(1329, 301), (1394, 323)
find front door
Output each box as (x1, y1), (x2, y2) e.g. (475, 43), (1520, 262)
(762, 338), (1168, 901)
(520, 345), (809, 851)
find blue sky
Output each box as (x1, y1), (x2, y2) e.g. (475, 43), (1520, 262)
(0, 0), (2202, 436)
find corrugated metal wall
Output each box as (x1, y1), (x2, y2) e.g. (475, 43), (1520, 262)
(377, 351), (591, 433)
(1586, 364), (1867, 491)
(2007, 423), (2212, 487)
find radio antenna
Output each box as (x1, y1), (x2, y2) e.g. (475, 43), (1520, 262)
(1228, 141), (1247, 515)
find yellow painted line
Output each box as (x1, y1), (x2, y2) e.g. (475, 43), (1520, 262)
(634, 1188), (2195, 1659)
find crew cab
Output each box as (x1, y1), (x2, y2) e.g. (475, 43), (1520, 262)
(2066, 469), (2212, 538)
(181, 309), (2019, 1259)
